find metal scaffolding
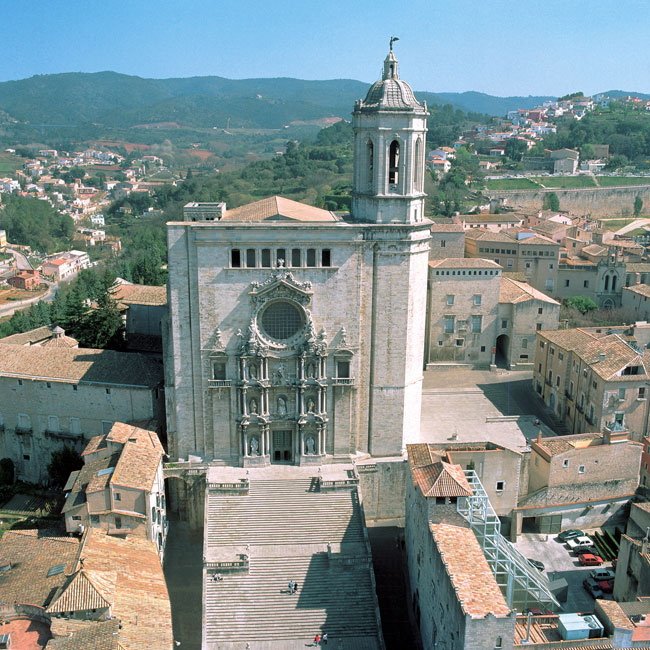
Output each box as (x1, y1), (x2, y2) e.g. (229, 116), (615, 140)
(457, 470), (560, 612)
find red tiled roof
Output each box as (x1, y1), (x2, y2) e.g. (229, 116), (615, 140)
(412, 461), (473, 498)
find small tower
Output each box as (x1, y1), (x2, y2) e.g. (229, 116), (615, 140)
(351, 44), (429, 224)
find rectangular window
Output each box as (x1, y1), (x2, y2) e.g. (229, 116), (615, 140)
(565, 279), (570, 287)
(456, 339), (464, 347)
(261, 249), (271, 267)
(495, 480), (505, 492)
(276, 248), (286, 265)
(480, 346), (486, 352)
(291, 248), (301, 267)
(584, 280), (589, 288)
(70, 417), (81, 434)
(321, 249), (331, 267)
(306, 248), (317, 267)
(72, 385), (78, 391)
(640, 387), (646, 399)
(23, 454), (30, 461)
(337, 361), (350, 378)
(550, 347), (555, 356)
(522, 338), (528, 349)
(559, 352), (564, 361)
(212, 362), (226, 380)
(615, 412), (624, 425)
(556, 376), (560, 387)
(578, 465), (585, 474)
(563, 459), (569, 468)
(47, 415), (59, 432)
(473, 295), (482, 305)
(501, 319), (508, 329)
(444, 316), (455, 334)
(246, 248), (256, 268)
(91, 515), (99, 524)
(102, 420), (113, 435)
(114, 516), (122, 529)
(105, 388), (111, 395)
(114, 492), (121, 501)
(472, 315), (482, 333)
(538, 307), (543, 315)
(619, 387), (626, 400)
(18, 414), (30, 429)
(231, 249), (241, 267)
(46, 381), (51, 388)
(446, 295), (454, 306)
(17, 379), (23, 386)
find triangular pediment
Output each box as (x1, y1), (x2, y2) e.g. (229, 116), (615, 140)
(249, 270), (312, 303)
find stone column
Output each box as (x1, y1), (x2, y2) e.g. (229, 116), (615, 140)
(242, 427), (248, 458)
(241, 388), (248, 416)
(300, 429), (305, 456)
(260, 427), (265, 456)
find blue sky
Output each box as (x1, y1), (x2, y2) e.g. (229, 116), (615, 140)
(2, 0), (649, 96)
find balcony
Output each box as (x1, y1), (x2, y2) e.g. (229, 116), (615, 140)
(331, 378), (354, 386)
(544, 378), (552, 387)
(45, 429), (83, 441)
(564, 391), (574, 401)
(15, 426), (32, 436)
(576, 404), (584, 414)
(585, 414), (596, 426)
(208, 379), (232, 388)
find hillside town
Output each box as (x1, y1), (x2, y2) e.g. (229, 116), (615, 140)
(2, 47), (650, 650)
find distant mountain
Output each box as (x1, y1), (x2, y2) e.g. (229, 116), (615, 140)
(0, 71), (570, 130)
(599, 89), (650, 100)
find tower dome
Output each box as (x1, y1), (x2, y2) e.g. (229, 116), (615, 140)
(358, 51), (425, 113)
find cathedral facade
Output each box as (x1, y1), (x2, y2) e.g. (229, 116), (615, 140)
(164, 49), (431, 466)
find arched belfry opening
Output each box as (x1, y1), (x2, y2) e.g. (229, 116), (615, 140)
(367, 140), (374, 190)
(389, 140), (400, 186)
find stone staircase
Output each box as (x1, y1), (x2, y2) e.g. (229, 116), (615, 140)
(203, 474), (383, 649)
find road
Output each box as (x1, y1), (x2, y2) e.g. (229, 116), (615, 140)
(613, 217), (650, 235)
(6, 248), (32, 271)
(0, 282), (57, 318)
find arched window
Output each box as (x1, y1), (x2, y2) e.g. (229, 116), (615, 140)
(604, 275), (610, 291)
(389, 140), (400, 185)
(414, 138), (422, 191)
(612, 274), (617, 291)
(367, 140), (374, 189)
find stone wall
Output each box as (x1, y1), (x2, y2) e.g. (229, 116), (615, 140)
(357, 458), (407, 523)
(487, 184), (650, 218)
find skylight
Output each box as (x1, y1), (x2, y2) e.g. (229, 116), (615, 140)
(47, 563), (66, 577)
(97, 467), (116, 477)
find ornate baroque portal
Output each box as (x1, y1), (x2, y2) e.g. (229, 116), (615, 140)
(233, 265), (335, 467)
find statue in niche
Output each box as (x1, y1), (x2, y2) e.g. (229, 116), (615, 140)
(250, 436), (259, 456)
(306, 362), (316, 378)
(249, 363), (258, 379)
(249, 398), (258, 415)
(306, 435), (316, 455)
(273, 363), (287, 385)
(277, 396), (288, 416)
(307, 398), (316, 413)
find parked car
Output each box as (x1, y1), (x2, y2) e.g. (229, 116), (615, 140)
(571, 543), (596, 555)
(528, 559), (545, 572)
(566, 536), (594, 550)
(579, 553), (604, 566)
(599, 580), (614, 594)
(557, 529), (584, 542)
(590, 568), (616, 581)
(583, 578), (604, 598)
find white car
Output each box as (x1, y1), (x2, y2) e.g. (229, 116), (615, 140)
(566, 535), (594, 550)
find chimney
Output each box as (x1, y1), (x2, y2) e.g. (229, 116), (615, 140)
(536, 431), (542, 443)
(599, 352), (606, 362)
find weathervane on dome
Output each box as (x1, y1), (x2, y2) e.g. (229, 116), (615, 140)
(389, 36), (399, 52)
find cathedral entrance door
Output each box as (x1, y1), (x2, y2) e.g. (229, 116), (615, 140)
(272, 430), (293, 463)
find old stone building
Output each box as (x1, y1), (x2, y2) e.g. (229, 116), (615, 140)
(533, 328), (650, 440)
(429, 222), (465, 258)
(425, 261), (559, 369)
(164, 48), (431, 466)
(464, 228), (560, 294)
(622, 284), (650, 320)
(62, 422), (167, 559)
(0, 343), (164, 483)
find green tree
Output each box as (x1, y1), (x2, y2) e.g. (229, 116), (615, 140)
(504, 138), (528, 162)
(566, 296), (598, 313)
(543, 192), (560, 211)
(47, 446), (82, 487)
(634, 195), (643, 217)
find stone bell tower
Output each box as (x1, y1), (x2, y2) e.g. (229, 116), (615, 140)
(351, 44), (429, 224)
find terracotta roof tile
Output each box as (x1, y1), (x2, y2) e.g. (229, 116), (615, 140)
(534, 432), (603, 457)
(499, 277), (559, 305)
(222, 196), (337, 222)
(624, 284), (650, 299)
(0, 344), (163, 387)
(430, 223), (464, 232)
(429, 258), (502, 269)
(110, 283), (167, 307)
(538, 328), (599, 350)
(47, 619), (121, 650)
(412, 461), (473, 498)
(430, 524), (511, 618)
(47, 569), (115, 613)
(406, 443), (444, 468)
(112, 428), (163, 491)
(0, 531), (80, 607)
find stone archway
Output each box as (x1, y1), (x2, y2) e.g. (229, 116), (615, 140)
(495, 334), (510, 368)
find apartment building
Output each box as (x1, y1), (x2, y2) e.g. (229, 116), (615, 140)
(622, 284), (650, 321)
(533, 328), (650, 440)
(62, 422), (167, 558)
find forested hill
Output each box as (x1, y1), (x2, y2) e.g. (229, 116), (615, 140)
(0, 71), (554, 128)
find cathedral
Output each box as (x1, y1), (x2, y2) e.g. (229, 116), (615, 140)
(164, 47), (431, 466)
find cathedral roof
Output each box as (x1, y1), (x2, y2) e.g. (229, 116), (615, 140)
(222, 196), (337, 223)
(356, 50), (425, 113)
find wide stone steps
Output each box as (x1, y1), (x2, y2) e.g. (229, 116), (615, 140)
(203, 476), (382, 647)
(204, 556), (377, 642)
(207, 480), (364, 546)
